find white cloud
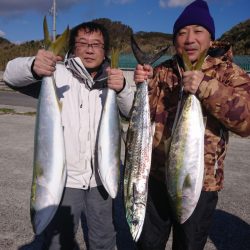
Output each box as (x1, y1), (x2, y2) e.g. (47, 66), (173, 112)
(0, 0), (84, 17)
(159, 0), (192, 8)
(0, 30), (5, 37)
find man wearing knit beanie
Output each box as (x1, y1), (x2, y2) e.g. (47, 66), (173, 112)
(133, 0), (250, 250)
(173, 0), (215, 41)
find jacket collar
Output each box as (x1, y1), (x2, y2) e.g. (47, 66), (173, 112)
(64, 55), (110, 90)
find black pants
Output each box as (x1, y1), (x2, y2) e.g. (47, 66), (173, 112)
(137, 177), (218, 250)
(38, 186), (116, 250)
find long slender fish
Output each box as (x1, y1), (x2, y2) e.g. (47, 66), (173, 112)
(97, 48), (121, 198)
(124, 80), (153, 241)
(124, 36), (169, 241)
(30, 17), (69, 235)
(165, 50), (206, 223)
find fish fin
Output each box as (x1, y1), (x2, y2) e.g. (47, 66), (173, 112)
(111, 48), (120, 68)
(58, 101), (63, 112)
(182, 49), (207, 71)
(182, 50), (193, 71)
(193, 49), (207, 70)
(131, 35), (145, 65)
(183, 174), (191, 188)
(43, 16), (52, 49)
(131, 34), (169, 65)
(208, 42), (230, 57)
(43, 16), (69, 57)
(49, 26), (70, 56)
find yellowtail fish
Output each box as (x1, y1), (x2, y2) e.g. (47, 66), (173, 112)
(165, 50), (206, 223)
(97, 48), (121, 198)
(124, 35), (169, 241)
(30, 17), (69, 235)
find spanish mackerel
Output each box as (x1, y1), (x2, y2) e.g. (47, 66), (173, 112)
(30, 17), (69, 235)
(124, 36), (169, 241)
(165, 50), (206, 223)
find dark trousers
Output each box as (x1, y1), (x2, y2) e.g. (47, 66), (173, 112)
(137, 177), (218, 250)
(39, 186), (116, 250)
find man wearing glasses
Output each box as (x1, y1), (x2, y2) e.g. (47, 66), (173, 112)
(4, 22), (134, 249)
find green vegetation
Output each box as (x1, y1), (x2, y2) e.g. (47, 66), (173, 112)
(219, 19), (250, 55)
(0, 107), (36, 116)
(0, 18), (249, 71)
(0, 108), (15, 114)
(0, 38), (42, 70)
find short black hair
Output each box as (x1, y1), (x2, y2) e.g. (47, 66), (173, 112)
(69, 22), (109, 56)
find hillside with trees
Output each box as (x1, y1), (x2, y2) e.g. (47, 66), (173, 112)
(0, 18), (249, 71)
(219, 19), (250, 55)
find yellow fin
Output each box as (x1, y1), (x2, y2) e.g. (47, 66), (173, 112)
(182, 49), (207, 71)
(193, 49), (207, 70)
(58, 101), (63, 112)
(43, 16), (52, 49)
(43, 15), (70, 57)
(183, 174), (191, 188)
(111, 48), (120, 68)
(49, 26), (70, 57)
(182, 50), (193, 71)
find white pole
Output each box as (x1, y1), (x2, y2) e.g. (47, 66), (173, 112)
(52, 0), (56, 41)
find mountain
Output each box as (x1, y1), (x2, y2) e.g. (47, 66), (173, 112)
(0, 37), (11, 46)
(218, 19), (250, 55)
(93, 18), (173, 54)
(0, 18), (249, 71)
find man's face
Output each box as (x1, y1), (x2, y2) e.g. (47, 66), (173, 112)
(74, 28), (105, 71)
(175, 25), (212, 64)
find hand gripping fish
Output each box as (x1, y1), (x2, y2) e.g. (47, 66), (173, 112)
(124, 35), (169, 241)
(97, 48), (121, 199)
(165, 50), (206, 224)
(30, 17), (69, 235)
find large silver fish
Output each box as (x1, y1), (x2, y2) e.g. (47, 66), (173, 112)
(97, 48), (121, 199)
(30, 75), (66, 234)
(98, 88), (121, 199)
(124, 36), (169, 241)
(166, 94), (205, 223)
(165, 50), (206, 223)
(30, 17), (69, 235)
(124, 80), (153, 241)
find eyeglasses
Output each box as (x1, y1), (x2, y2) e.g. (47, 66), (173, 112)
(75, 42), (104, 50)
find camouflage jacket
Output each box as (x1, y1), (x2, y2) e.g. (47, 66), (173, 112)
(148, 43), (250, 191)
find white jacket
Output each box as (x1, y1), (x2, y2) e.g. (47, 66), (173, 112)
(4, 56), (134, 189)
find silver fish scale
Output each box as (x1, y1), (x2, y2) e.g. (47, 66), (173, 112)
(30, 76), (66, 235)
(124, 81), (153, 241)
(166, 94), (204, 224)
(97, 88), (121, 199)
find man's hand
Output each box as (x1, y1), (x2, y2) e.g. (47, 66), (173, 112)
(107, 67), (125, 92)
(182, 70), (204, 94)
(134, 64), (153, 84)
(32, 49), (63, 78)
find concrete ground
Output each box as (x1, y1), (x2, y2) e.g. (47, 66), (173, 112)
(0, 102), (249, 250)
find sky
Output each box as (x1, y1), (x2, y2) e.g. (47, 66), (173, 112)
(0, 0), (249, 44)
